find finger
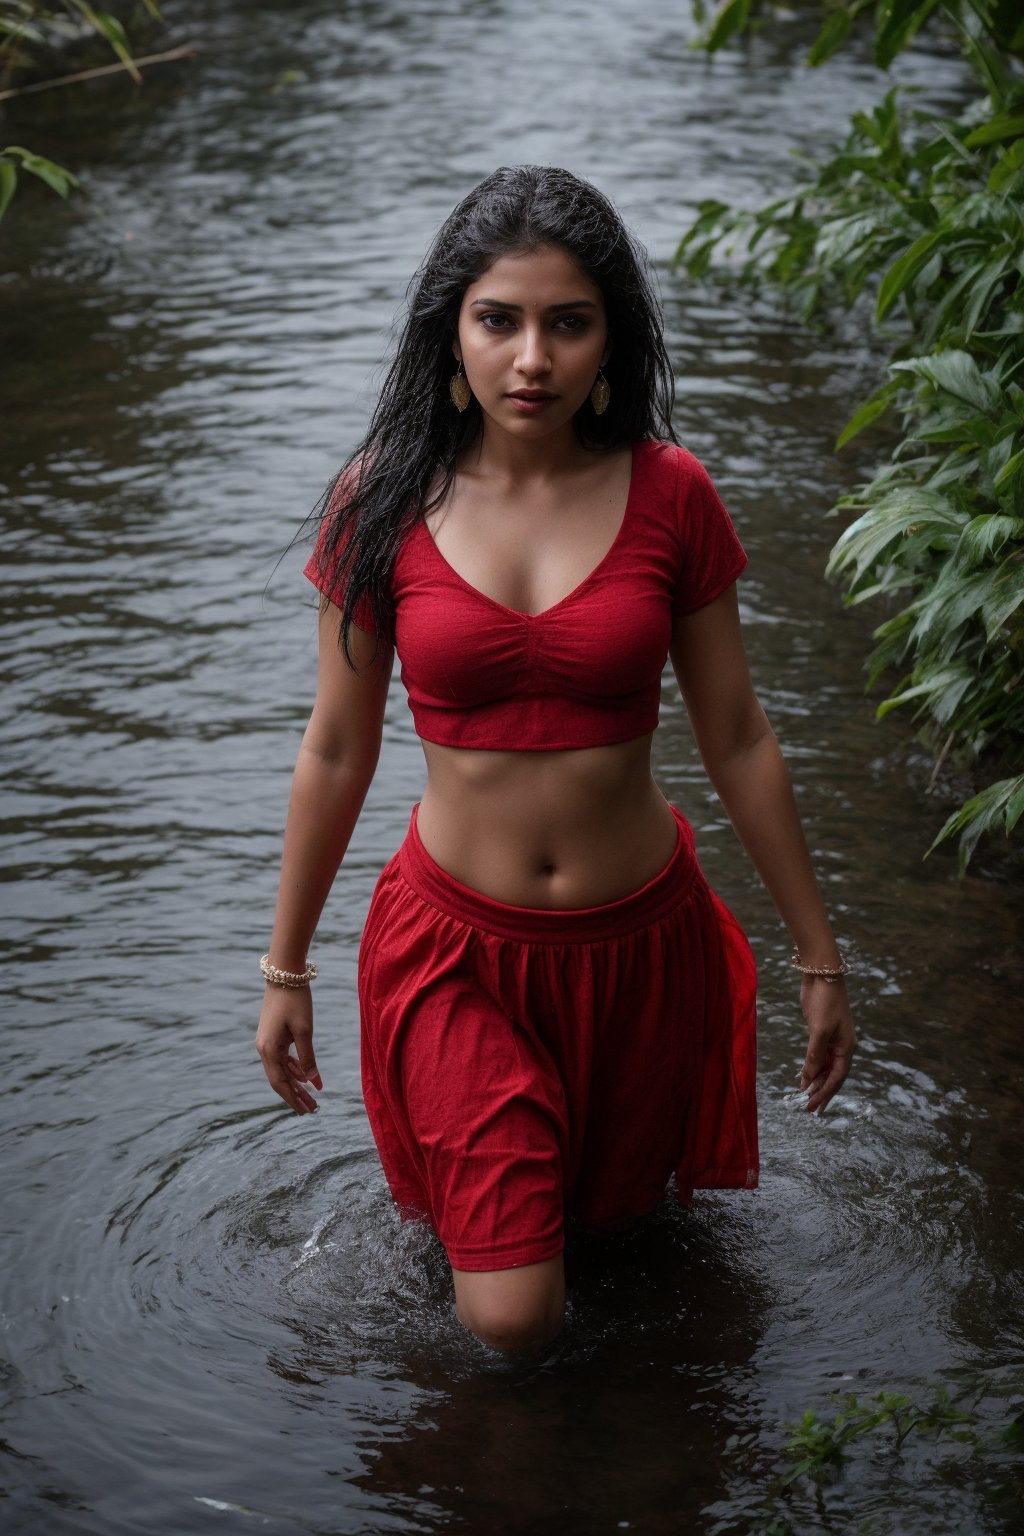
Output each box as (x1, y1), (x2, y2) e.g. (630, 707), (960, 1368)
(799, 1045), (828, 1092)
(290, 1043), (323, 1090)
(806, 1053), (852, 1115)
(280, 1052), (320, 1109)
(285, 1054), (317, 1082)
(285, 1057), (323, 1099)
(265, 1062), (319, 1115)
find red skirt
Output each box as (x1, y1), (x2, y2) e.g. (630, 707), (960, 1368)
(357, 804), (758, 1272)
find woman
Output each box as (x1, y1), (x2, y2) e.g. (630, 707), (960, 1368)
(256, 165), (856, 1356)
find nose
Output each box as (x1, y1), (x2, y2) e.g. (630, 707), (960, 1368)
(514, 324), (552, 378)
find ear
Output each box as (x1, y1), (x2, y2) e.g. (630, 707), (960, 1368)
(600, 339), (611, 368)
(452, 338), (463, 365)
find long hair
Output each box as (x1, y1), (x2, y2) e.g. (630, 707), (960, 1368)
(310, 164), (678, 662)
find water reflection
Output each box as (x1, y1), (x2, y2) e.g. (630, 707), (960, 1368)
(345, 1209), (773, 1531)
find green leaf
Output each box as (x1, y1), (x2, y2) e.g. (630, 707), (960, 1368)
(876, 227), (951, 321)
(807, 9), (852, 67)
(70, 1), (141, 82)
(892, 352), (1001, 416)
(962, 249), (1015, 337)
(704, 0), (752, 52)
(964, 109), (1024, 148)
(845, 575), (918, 606)
(995, 447), (1024, 492)
(2, 146), (79, 198)
(0, 19), (45, 43)
(827, 490), (965, 579)
(874, 0), (941, 71)
(875, 665), (973, 718)
(673, 200), (732, 268)
(928, 776), (1024, 873)
(836, 381), (899, 449)
(1007, 782), (1024, 833)
(91, 8), (132, 53)
(911, 567), (999, 643)
(10, 150), (78, 198)
(955, 514), (1024, 567)
(981, 562), (1024, 637)
(923, 117), (981, 169)
(0, 160), (16, 222)
(958, 27), (1016, 101)
(988, 138), (1024, 194)
(915, 410), (998, 445)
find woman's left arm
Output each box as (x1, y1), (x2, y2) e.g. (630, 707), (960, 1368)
(670, 584), (856, 1114)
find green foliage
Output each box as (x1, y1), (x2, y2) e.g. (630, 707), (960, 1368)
(742, 1380), (1023, 1533)
(826, 347), (1024, 762)
(0, 2), (46, 48)
(0, 2), (162, 221)
(0, 140), (79, 212)
(74, 1), (139, 80)
(928, 771), (1024, 872)
(676, 88), (1024, 336)
(781, 1384), (980, 1487)
(682, 1), (1024, 871)
(696, 0), (1024, 70)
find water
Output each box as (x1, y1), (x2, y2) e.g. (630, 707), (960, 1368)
(2, 3), (1021, 1532)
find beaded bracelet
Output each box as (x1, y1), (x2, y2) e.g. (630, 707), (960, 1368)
(790, 949), (850, 983)
(260, 953), (318, 988)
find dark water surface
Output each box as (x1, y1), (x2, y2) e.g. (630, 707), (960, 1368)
(2, 3), (1022, 1533)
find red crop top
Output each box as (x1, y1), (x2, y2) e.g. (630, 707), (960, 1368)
(304, 439), (747, 751)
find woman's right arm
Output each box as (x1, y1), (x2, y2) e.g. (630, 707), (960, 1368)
(256, 603), (393, 1114)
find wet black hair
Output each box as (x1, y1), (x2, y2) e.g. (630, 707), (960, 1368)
(309, 164), (677, 661)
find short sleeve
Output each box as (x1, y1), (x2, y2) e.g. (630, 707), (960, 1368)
(672, 448), (748, 615)
(303, 485), (377, 633)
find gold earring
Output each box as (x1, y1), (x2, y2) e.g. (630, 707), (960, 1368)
(590, 368), (610, 416)
(449, 363), (471, 413)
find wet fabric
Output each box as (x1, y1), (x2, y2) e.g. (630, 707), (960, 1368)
(357, 804), (758, 1271)
(305, 440), (748, 750)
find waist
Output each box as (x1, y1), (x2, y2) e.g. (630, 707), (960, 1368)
(398, 802), (700, 942)
(417, 736), (681, 906)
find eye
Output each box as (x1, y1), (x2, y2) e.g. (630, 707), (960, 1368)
(555, 313), (589, 332)
(480, 312), (514, 330)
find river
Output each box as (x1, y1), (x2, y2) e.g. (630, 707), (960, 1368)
(1, 2), (1021, 1532)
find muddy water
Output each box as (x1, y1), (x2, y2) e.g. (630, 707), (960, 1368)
(1, 3), (1021, 1533)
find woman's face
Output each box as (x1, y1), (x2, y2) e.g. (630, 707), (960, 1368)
(453, 244), (609, 443)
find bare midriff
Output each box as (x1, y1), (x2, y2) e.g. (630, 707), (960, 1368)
(416, 733), (680, 909)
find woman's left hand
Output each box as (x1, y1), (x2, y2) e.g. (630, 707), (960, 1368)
(798, 978), (856, 1114)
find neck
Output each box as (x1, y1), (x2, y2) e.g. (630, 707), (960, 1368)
(464, 421), (598, 483)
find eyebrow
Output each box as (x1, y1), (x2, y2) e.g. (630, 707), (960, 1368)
(469, 298), (599, 311)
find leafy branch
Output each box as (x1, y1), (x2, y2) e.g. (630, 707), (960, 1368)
(0, 139), (77, 216)
(0, 1), (166, 222)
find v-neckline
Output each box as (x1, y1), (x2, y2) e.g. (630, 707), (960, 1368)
(418, 443), (641, 621)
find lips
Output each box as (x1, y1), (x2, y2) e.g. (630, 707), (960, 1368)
(507, 390), (557, 400)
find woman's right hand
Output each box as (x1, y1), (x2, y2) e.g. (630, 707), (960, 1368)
(256, 986), (322, 1115)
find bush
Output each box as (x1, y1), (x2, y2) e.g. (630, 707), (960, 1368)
(679, 1), (1024, 871)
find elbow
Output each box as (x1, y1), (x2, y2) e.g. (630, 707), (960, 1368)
(705, 703), (776, 773)
(300, 720), (383, 786)
(697, 711), (786, 801)
(736, 706), (777, 760)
